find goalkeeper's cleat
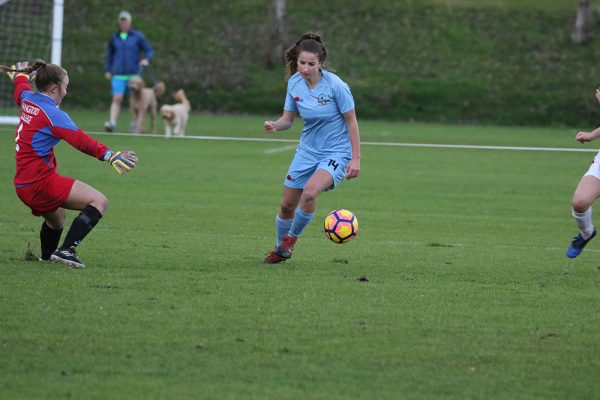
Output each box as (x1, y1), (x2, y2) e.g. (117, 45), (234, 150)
(50, 247), (85, 268)
(566, 229), (596, 258)
(104, 121), (115, 133)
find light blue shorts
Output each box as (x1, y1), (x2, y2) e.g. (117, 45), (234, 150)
(110, 75), (139, 95)
(284, 149), (350, 190)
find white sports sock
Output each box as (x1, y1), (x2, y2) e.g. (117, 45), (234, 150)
(572, 207), (595, 239)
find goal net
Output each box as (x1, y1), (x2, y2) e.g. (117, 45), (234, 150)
(0, 0), (63, 124)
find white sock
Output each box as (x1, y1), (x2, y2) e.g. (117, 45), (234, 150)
(572, 207), (595, 239)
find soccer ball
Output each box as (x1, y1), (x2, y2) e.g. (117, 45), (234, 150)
(323, 209), (358, 244)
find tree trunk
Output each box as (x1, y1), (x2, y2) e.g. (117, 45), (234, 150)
(572, 0), (592, 44)
(265, 0), (286, 68)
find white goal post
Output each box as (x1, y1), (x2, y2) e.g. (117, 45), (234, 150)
(0, 0), (63, 125)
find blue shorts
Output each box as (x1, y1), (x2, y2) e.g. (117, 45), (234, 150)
(110, 75), (139, 95)
(284, 149), (350, 190)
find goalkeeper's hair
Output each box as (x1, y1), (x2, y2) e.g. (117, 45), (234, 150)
(26, 59), (67, 92)
(284, 32), (330, 77)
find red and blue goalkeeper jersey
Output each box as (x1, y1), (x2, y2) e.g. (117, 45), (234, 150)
(12, 76), (109, 187)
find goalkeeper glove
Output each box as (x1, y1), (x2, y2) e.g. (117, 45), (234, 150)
(6, 62), (35, 82)
(105, 150), (137, 175)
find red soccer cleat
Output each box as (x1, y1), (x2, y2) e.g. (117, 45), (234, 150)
(263, 247), (286, 264)
(262, 235), (297, 264)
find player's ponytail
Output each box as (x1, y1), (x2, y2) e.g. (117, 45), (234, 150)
(28, 58), (47, 73)
(284, 31), (329, 77)
(29, 58), (67, 92)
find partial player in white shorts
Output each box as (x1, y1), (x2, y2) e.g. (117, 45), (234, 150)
(566, 125), (600, 258)
(583, 151), (600, 179)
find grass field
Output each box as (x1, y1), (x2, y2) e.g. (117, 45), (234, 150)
(1, 111), (600, 399)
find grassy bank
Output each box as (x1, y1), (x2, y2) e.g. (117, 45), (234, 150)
(52, 0), (600, 127)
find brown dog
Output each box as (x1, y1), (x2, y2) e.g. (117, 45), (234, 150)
(127, 77), (166, 133)
(159, 89), (191, 137)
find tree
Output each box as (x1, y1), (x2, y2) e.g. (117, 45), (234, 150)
(572, 0), (592, 44)
(265, 0), (287, 68)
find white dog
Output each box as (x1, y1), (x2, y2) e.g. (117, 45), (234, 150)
(159, 89), (190, 137)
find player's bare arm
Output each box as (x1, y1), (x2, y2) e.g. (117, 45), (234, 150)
(344, 109), (361, 179)
(264, 110), (295, 133)
(576, 127), (600, 143)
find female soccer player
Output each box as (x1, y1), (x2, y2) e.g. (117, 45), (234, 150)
(8, 59), (137, 268)
(565, 91), (600, 258)
(262, 32), (361, 264)
(564, 87), (600, 258)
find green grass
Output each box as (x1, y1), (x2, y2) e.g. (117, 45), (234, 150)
(1, 112), (600, 399)
(65, 105), (587, 147)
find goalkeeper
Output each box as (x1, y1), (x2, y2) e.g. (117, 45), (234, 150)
(7, 59), (138, 268)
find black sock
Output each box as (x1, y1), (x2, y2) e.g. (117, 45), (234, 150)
(60, 205), (103, 250)
(40, 221), (63, 260)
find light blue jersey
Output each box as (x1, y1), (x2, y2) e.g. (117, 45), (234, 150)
(284, 70), (355, 157)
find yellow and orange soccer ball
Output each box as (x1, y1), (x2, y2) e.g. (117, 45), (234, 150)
(323, 209), (358, 244)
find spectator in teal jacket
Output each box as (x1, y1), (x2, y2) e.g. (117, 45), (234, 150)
(103, 10), (153, 132)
